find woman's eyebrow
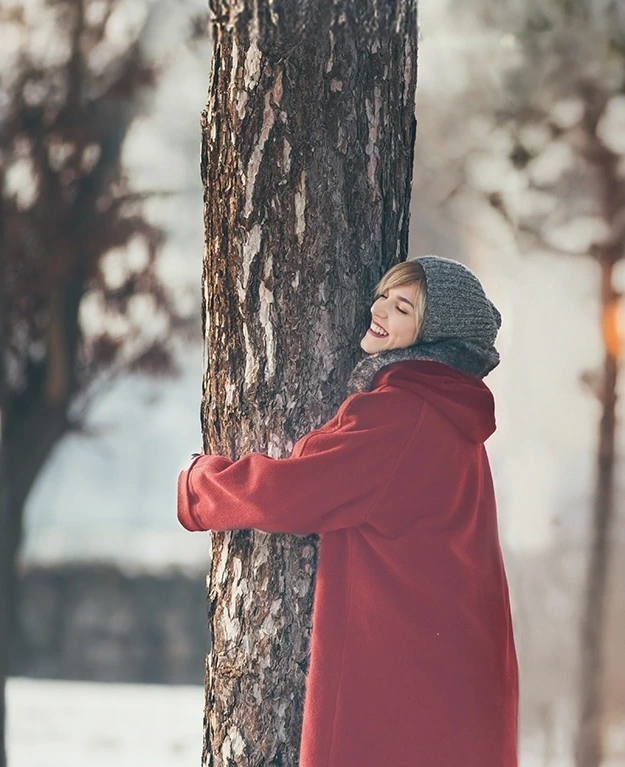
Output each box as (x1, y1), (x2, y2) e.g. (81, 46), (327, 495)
(376, 291), (415, 308)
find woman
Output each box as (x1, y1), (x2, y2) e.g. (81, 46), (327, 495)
(177, 255), (518, 766)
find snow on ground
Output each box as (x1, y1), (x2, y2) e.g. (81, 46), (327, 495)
(8, 677), (625, 766)
(7, 677), (204, 767)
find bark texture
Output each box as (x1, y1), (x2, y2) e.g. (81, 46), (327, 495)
(200, 0), (418, 763)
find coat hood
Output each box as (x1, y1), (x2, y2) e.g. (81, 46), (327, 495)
(373, 360), (496, 444)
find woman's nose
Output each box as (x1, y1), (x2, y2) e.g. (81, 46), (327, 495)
(373, 302), (387, 318)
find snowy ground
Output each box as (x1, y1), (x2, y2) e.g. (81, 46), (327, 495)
(7, 677), (625, 766)
(7, 678), (204, 767)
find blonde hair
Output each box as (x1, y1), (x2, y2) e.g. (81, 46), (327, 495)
(375, 260), (428, 342)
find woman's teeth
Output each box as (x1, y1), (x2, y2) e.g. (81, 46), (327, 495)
(369, 322), (388, 337)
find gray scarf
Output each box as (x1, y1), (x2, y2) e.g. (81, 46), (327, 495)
(346, 340), (499, 395)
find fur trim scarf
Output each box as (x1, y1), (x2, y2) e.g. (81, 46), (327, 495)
(346, 339), (499, 395)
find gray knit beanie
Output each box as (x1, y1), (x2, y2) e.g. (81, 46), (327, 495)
(417, 256), (501, 349)
(347, 255), (502, 394)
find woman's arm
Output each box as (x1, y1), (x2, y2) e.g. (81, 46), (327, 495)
(177, 389), (425, 535)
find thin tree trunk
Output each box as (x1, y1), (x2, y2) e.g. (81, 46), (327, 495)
(0, 445), (9, 767)
(575, 256), (620, 767)
(0, 173), (8, 767)
(0, 289), (10, 767)
(0, 410), (68, 767)
(0, 277), (81, 766)
(200, 0), (418, 763)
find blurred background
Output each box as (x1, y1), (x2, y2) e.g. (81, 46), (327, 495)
(1, 0), (624, 765)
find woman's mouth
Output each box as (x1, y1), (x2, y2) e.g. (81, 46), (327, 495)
(368, 321), (388, 338)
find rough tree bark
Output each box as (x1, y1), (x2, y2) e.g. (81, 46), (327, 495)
(200, 0), (418, 763)
(575, 254), (621, 767)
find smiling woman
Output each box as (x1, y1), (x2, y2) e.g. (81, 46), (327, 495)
(178, 255), (517, 767)
(360, 260), (428, 353)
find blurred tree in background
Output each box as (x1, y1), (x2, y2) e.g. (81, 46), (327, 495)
(0, 1), (202, 763)
(446, 1), (625, 764)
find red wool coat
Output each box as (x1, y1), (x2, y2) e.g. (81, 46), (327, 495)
(177, 360), (518, 766)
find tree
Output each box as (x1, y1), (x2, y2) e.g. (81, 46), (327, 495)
(449, 1), (625, 763)
(0, 2), (199, 763)
(0, 319), (10, 767)
(200, 0), (418, 762)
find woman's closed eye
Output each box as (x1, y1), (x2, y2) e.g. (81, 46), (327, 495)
(375, 294), (408, 315)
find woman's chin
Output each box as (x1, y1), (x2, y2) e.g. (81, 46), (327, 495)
(360, 335), (384, 354)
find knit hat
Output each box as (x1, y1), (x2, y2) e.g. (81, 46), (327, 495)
(417, 256), (501, 347)
(347, 255), (502, 394)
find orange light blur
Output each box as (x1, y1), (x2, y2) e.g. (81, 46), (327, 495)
(602, 298), (622, 361)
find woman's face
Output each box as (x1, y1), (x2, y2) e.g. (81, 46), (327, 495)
(360, 282), (420, 354)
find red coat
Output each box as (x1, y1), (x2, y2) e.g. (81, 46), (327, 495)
(177, 360), (518, 766)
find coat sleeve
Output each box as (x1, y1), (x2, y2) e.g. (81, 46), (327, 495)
(177, 390), (425, 535)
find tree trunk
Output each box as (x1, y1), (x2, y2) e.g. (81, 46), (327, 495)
(0, 276), (81, 766)
(575, 256), (620, 767)
(0, 436), (9, 767)
(0, 408), (69, 767)
(200, 0), (418, 763)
